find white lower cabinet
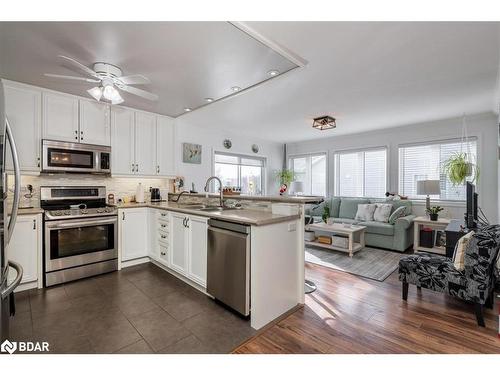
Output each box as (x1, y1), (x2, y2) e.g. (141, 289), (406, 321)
(187, 215), (208, 286)
(168, 212), (208, 286)
(169, 212), (188, 275)
(119, 208), (149, 262)
(7, 214), (42, 289)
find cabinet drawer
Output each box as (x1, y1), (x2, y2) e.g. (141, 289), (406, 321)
(158, 243), (169, 265)
(158, 231), (169, 242)
(157, 211), (169, 220)
(157, 222), (169, 231)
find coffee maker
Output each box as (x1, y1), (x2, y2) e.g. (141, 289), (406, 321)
(150, 187), (161, 202)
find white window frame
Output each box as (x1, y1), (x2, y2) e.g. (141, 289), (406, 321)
(212, 150), (267, 195)
(334, 146), (388, 197)
(288, 152), (328, 197)
(398, 137), (479, 203)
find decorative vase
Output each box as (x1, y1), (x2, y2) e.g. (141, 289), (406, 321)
(429, 213), (438, 221)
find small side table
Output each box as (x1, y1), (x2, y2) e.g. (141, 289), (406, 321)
(413, 216), (451, 255)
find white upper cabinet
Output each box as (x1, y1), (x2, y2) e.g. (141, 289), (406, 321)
(3, 81), (41, 172)
(79, 100), (111, 146)
(42, 91), (79, 143)
(156, 115), (175, 176)
(111, 106), (136, 175)
(135, 111), (157, 176)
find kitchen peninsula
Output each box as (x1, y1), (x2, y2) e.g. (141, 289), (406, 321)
(115, 193), (323, 329)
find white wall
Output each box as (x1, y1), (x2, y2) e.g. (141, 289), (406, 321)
(286, 112), (499, 222)
(174, 117), (284, 195)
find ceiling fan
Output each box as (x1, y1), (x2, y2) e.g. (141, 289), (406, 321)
(44, 55), (158, 105)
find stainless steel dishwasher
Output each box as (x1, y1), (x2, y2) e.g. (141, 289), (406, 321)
(207, 219), (250, 316)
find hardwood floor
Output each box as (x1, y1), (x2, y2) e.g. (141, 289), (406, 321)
(234, 262), (500, 354)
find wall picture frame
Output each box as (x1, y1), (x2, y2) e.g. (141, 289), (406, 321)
(182, 143), (202, 164)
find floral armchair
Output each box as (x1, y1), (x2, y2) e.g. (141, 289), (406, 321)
(398, 224), (500, 326)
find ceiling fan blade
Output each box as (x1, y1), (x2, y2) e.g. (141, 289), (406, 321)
(58, 55), (100, 79)
(117, 84), (158, 101)
(116, 74), (150, 85)
(44, 73), (100, 83)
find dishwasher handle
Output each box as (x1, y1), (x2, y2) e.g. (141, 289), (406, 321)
(207, 219), (250, 234)
(208, 226), (249, 240)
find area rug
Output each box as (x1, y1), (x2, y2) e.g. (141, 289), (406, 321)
(305, 245), (404, 281)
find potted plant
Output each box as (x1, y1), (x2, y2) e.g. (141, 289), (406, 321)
(275, 169), (294, 195)
(322, 202), (330, 223)
(443, 152), (479, 186)
(426, 206), (444, 221)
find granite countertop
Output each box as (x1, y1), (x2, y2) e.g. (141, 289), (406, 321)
(17, 207), (45, 215)
(114, 201), (301, 226)
(167, 192), (324, 204)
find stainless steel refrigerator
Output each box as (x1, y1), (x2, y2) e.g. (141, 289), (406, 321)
(0, 79), (23, 341)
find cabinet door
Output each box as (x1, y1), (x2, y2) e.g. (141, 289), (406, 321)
(42, 92), (79, 142)
(187, 215), (208, 286)
(79, 100), (110, 146)
(119, 208), (149, 261)
(7, 215), (40, 284)
(170, 212), (188, 275)
(4, 83), (41, 172)
(135, 111), (157, 176)
(111, 107), (136, 175)
(156, 115), (175, 176)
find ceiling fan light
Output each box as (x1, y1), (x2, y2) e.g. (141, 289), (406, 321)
(87, 86), (103, 101)
(102, 84), (119, 101)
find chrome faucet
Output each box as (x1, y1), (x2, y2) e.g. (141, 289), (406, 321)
(204, 176), (224, 207)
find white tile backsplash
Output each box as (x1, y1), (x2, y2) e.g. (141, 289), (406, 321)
(9, 174), (172, 207)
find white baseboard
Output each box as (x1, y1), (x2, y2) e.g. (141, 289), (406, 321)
(120, 256), (150, 269)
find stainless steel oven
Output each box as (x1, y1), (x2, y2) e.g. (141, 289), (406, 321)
(44, 216), (117, 286)
(42, 139), (111, 174)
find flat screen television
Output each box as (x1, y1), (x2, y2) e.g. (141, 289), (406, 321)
(465, 181), (478, 229)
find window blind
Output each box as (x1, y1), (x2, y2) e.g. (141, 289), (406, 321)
(289, 154), (327, 196)
(335, 148), (387, 197)
(398, 138), (477, 201)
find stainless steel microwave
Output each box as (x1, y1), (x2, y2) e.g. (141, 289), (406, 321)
(42, 140), (111, 174)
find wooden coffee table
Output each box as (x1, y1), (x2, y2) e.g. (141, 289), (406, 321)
(305, 222), (366, 257)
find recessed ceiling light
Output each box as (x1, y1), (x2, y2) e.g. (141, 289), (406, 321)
(268, 70), (279, 76)
(205, 98), (214, 103)
(184, 107), (192, 112)
(231, 86), (241, 92)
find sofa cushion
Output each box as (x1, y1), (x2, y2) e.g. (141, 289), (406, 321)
(331, 197), (341, 218)
(355, 204), (377, 221)
(389, 206), (407, 225)
(339, 198), (370, 219)
(329, 217), (358, 225)
(374, 203), (393, 223)
(361, 221), (395, 236)
(388, 199), (413, 215)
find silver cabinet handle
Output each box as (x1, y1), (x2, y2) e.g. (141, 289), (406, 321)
(136, 164), (139, 173)
(161, 224), (167, 228)
(33, 219), (36, 230)
(5, 118), (20, 244)
(161, 213), (167, 217)
(185, 218), (189, 228)
(161, 235), (167, 239)
(161, 251), (166, 256)
(157, 165), (160, 174)
(37, 157), (40, 168)
(122, 212), (125, 220)
(131, 163), (135, 172)
(182, 218), (186, 227)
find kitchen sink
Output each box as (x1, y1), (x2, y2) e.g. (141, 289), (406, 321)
(177, 204), (207, 209)
(198, 206), (240, 212)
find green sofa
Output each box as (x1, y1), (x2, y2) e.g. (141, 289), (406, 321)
(308, 197), (416, 252)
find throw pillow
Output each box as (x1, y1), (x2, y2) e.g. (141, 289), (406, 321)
(354, 204), (377, 221)
(373, 203), (393, 223)
(388, 206), (407, 225)
(453, 231), (475, 271)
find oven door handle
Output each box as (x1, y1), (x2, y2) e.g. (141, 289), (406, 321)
(48, 218), (118, 229)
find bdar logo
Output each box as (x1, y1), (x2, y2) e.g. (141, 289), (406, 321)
(1, 339), (17, 354)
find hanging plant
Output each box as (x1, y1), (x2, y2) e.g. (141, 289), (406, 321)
(442, 152), (479, 186)
(275, 169), (294, 186)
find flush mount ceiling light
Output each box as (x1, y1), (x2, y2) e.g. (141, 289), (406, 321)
(312, 115), (336, 131)
(268, 70), (279, 76)
(231, 86), (241, 92)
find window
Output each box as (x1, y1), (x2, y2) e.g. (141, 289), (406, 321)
(398, 138), (477, 201)
(334, 148), (387, 197)
(214, 152), (265, 195)
(289, 154), (327, 196)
